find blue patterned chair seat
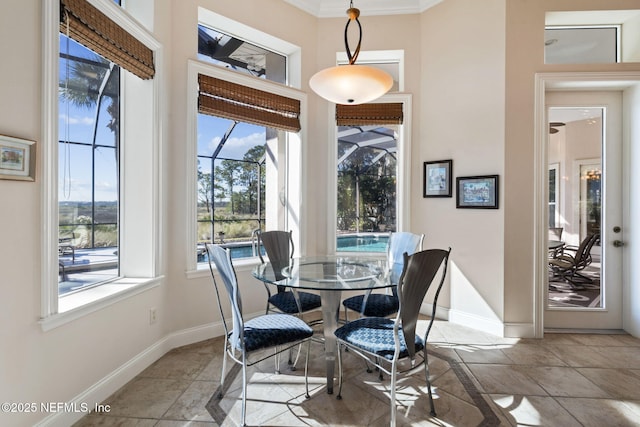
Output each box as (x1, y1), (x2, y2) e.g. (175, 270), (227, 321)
(342, 293), (399, 317)
(334, 317), (424, 361)
(240, 314), (313, 352)
(268, 291), (321, 314)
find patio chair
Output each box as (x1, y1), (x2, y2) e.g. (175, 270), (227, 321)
(205, 243), (313, 427)
(548, 227), (564, 258)
(549, 233), (600, 286)
(256, 230), (322, 317)
(335, 248), (451, 427)
(341, 232), (424, 320)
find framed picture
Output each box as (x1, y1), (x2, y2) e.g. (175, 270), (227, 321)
(0, 135), (36, 181)
(456, 175), (499, 209)
(423, 159), (452, 197)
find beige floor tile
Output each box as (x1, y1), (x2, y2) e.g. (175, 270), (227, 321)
(163, 380), (219, 422)
(102, 377), (192, 419)
(545, 344), (616, 368)
(590, 346), (640, 369)
(556, 397), (640, 427)
(518, 366), (610, 398)
(501, 344), (568, 366)
(491, 394), (582, 427)
(155, 421), (218, 426)
(577, 368), (640, 400)
(466, 364), (547, 395)
(454, 344), (514, 365)
(72, 415), (159, 426)
(138, 351), (212, 381)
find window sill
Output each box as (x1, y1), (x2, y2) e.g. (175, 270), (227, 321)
(40, 276), (163, 332)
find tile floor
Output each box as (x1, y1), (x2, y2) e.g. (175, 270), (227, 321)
(73, 318), (640, 426)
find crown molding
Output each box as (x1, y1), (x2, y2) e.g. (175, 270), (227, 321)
(283, 0), (444, 18)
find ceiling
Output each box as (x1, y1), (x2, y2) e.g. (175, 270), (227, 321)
(282, 0), (444, 18)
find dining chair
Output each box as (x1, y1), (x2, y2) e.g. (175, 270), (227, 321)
(335, 247), (451, 427)
(256, 230), (322, 317)
(342, 232), (424, 321)
(205, 243), (314, 427)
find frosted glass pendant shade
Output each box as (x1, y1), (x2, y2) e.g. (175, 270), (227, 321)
(309, 64), (393, 105)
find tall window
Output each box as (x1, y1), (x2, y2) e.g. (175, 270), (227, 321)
(190, 11), (302, 269)
(58, 34), (120, 294)
(192, 71), (301, 265)
(336, 103), (403, 253)
(43, 0), (160, 323)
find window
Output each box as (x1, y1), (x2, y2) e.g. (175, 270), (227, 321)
(198, 24), (287, 84)
(188, 10), (303, 271)
(42, 0), (161, 327)
(58, 34), (120, 294)
(336, 103), (402, 253)
(331, 98), (411, 254)
(545, 26), (619, 64)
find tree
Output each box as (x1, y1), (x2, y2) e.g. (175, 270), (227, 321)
(197, 161), (213, 214)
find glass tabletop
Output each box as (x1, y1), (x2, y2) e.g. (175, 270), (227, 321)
(252, 255), (393, 291)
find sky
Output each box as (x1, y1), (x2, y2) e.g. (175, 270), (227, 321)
(58, 36), (266, 203)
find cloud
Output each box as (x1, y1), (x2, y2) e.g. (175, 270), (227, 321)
(59, 113), (94, 125)
(207, 131), (266, 159)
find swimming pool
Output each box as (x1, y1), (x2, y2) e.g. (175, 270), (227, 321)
(198, 233), (389, 262)
(336, 234), (389, 252)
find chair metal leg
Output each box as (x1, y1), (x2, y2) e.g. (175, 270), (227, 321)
(289, 343), (302, 371)
(274, 346), (281, 374)
(336, 343), (343, 400)
(424, 352), (436, 417)
(304, 339), (311, 399)
(218, 339), (229, 398)
(390, 360), (397, 427)
(241, 354), (248, 427)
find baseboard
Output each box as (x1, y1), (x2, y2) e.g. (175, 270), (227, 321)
(504, 322), (536, 338)
(447, 308), (505, 337)
(34, 320), (227, 427)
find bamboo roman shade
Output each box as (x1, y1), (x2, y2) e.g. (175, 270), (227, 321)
(60, 0), (155, 80)
(336, 103), (403, 126)
(198, 74), (301, 133)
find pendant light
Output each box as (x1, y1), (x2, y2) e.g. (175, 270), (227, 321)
(309, 1), (393, 105)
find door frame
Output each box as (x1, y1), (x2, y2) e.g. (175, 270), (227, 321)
(533, 71), (640, 338)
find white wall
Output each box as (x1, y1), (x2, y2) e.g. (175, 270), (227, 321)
(419, 0), (506, 335)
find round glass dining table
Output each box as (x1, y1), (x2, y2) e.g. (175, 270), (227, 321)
(253, 255), (393, 394)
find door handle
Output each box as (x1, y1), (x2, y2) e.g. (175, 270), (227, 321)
(613, 240), (624, 247)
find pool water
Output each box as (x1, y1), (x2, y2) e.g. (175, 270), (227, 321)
(336, 235), (389, 252)
(199, 234), (389, 263)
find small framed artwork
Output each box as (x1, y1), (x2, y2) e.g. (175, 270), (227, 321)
(0, 135), (36, 182)
(423, 159), (452, 197)
(456, 175), (499, 209)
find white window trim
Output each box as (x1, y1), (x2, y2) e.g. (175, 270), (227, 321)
(185, 60), (307, 276)
(327, 92), (413, 254)
(40, 0), (164, 330)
